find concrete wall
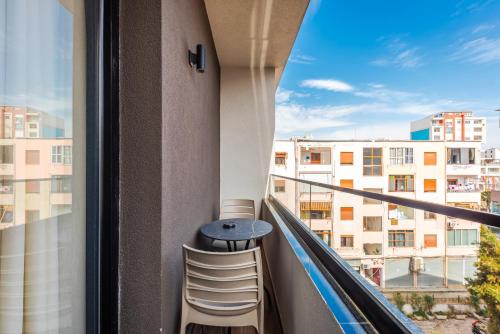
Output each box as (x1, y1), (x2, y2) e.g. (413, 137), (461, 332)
(161, 0), (220, 333)
(119, 0), (220, 333)
(262, 201), (344, 334)
(220, 67), (275, 215)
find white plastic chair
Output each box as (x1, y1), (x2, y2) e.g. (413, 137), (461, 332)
(180, 245), (264, 333)
(220, 199), (255, 219)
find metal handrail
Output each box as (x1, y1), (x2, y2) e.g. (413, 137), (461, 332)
(271, 174), (500, 227)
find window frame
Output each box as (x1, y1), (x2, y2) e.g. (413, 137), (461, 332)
(363, 147), (383, 176)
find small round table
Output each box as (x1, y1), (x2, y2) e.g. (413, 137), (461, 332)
(200, 218), (273, 251)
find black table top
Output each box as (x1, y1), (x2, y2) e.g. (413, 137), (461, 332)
(200, 218), (273, 242)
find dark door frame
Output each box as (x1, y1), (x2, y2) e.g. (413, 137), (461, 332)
(86, 0), (120, 332)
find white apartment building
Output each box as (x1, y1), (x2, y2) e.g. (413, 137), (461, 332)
(410, 111), (486, 143)
(481, 148), (500, 191)
(272, 138), (482, 290)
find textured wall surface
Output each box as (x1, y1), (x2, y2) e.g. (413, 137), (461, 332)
(220, 67), (275, 215)
(161, 0), (220, 333)
(119, 0), (163, 332)
(119, 0), (220, 333)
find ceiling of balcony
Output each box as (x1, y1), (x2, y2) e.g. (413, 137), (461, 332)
(204, 0), (309, 84)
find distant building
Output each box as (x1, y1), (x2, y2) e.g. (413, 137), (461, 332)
(481, 148), (500, 191)
(0, 106), (71, 230)
(0, 106), (66, 138)
(272, 138), (482, 289)
(410, 112), (486, 143)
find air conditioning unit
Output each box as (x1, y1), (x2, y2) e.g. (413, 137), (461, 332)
(410, 257), (424, 272)
(361, 263), (372, 270)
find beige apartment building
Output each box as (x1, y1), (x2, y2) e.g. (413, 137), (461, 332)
(272, 138), (482, 290)
(0, 106), (71, 230)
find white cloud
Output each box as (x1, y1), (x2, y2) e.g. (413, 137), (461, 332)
(289, 54), (316, 65)
(451, 37), (500, 64)
(275, 88), (308, 103)
(472, 24), (496, 34)
(276, 103), (353, 134)
(372, 37), (422, 69)
(325, 121), (410, 141)
(300, 79), (354, 92)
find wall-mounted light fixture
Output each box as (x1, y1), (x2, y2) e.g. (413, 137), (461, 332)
(188, 44), (206, 73)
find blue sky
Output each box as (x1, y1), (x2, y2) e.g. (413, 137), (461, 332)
(0, 0), (73, 133)
(277, 0), (500, 147)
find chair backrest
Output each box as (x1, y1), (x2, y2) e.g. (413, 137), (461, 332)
(183, 245), (263, 311)
(220, 199), (255, 219)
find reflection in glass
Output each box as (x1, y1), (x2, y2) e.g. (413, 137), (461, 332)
(0, 0), (85, 332)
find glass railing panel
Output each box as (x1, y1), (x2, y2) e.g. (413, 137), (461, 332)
(269, 174), (498, 333)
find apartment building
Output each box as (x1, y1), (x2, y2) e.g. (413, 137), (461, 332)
(0, 106), (66, 138)
(481, 148), (500, 191)
(272, 138), (482, 289)
(0, 107), (72, 230)
(410, 111), (486, 143)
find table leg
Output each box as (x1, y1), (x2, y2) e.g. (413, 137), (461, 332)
(226, 241), (232, 252)
(244, 239), (251, 250)
(233, 241), (237, 251)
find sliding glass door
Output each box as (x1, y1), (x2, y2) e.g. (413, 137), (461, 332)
(0, 0), (100, 332)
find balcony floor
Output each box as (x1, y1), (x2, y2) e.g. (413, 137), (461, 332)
(186, 246), (283, 334)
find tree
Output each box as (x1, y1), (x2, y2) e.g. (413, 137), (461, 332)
(466, 225), (500, 333)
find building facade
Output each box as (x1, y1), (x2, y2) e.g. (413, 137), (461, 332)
(410, 111), (486, 143)
(481, 148), (500, 191)
(272, 138), (482, 289)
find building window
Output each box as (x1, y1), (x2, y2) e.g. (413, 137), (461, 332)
(300, 202), (332, 220)
(301, 148), (331, 165)
(26, 180), (40, 193)
(275, 152), (287, 165)
(388, 204), (415, 220)
(311, 152), (321, 164)
(473, 136), (482, 141)
(363, 188), (382, 204)
(363, 147), (382, 176)
(424, 179), (437, 192)
(389, 175), (414, 192)
(0, 176), (13, 194)
(424, 152), (437, 165)
(474, 120), (482, 124)
(474, 127), (482, 132)
(4, 113), (12, 138)
(339, 179), (353, 188)
(447, 229), (478, 246)
(424, 211), (436, 220)
(434, 136), (441, 140)
(15, 115), (24, 138)
(315, 230), (331, 247)
(363, 216), (382, 231)
(0, 145), (14, 164)
(52, 145), (72, 164)
(388, 230), (414, 247)
(340, 235), (354, 248)
(389, 148), (413, 165)
(340, 152), (353, 165)
(25, 210), (40, 224)
(51, 176), (72, 193)
(0, 205), (14, 223)
(274, 179), (285, 193)
(26, 150), (40, 165)
(424, 234), (437, 248)
(340, 207), (354, 220)
(447, 148), (475, 164)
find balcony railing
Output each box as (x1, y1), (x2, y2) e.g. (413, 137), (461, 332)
(268, 173), (499, 333)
